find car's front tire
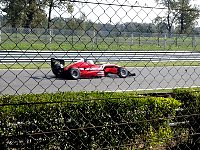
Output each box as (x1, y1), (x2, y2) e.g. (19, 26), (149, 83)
(118, 67), (129, 78)
(69, 68), (80, 80)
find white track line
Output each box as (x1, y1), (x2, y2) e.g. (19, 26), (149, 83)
(105, 86), (200, 92)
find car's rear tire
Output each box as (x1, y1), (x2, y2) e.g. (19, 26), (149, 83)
(52, 64), (63, 78)
(118, 67), (129, 78)
(69, 68), (80, 80)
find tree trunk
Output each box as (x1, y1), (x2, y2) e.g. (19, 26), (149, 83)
(24, 12), (34, 34)
(180, 13), (184, 34)
(47, 0), (54, 29)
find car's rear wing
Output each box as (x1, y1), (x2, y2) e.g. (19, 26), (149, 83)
(51, 58), (65, 68)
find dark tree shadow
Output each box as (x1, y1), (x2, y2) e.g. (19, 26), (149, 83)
(167, 143), (200, 150)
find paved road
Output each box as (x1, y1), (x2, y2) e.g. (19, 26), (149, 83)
(1, 66), (200, 95)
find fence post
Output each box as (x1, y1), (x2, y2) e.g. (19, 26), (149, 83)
(72, 30), (74, 45)
(49, 29), (52, 44)
(164, 33), (167, 50)
(139, 33), (141, 46)
(0, 21), (1, 44)
(157, 33), (160, 46)
(131, 33), (133, 45)
(117, 35), (119, 46)
(175, 34), (178, 47)
(92, 29), (96, 48)
(192, 35), (196, 48)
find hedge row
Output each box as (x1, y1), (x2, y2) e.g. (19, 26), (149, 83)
(0, 92), (181, 149)
(173, 89), (200, 146)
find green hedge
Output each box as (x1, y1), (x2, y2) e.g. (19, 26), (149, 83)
(173, 89), (200, 145)
(0, 92), (181, 149)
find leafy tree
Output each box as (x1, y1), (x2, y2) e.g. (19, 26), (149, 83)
(46, 0), (73, 29)
(22, 0), (47, 28)
(154, 16), (170, 33)
(154, 0), (199, 35)
(79, 12), (87, 31)
(0, 0), (25, 28)
(0, 0), (73, 29)
(0, 0), (47, 28)
(175, 0), (199, 34)
(51, 17), (67, 29)
(154, 0), (178, 36)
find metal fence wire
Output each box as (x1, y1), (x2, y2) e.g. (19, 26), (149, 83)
(1, 0), (200, 149)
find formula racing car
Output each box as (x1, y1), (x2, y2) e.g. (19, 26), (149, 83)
(51, 58), (136, 79)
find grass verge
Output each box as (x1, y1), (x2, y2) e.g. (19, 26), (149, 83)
(0, 61), (199, 69)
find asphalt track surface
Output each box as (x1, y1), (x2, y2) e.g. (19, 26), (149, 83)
(0, 66), (200, 95)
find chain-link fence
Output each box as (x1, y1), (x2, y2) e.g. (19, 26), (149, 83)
(1, 27), (200, 49)
(1, 0), (200, 149)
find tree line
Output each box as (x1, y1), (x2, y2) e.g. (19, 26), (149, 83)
(154, 0), (200, 35)
(0, 0), (199, 35)
(0, 0), (73, 28)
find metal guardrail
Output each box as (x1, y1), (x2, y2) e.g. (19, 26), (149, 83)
(1, 50), (200, 63)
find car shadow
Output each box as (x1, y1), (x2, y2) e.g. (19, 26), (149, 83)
(29, 75), (61, 80)
(29, 74), (135, 80)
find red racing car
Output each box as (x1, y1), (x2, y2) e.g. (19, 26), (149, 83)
(51, 58), (136, 79)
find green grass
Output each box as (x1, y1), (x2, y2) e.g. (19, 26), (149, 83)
(119, 61), (200, 67)
(1, 32), (200, 51)
(0, 63), (50, 69)
(134, 87), (200, 95)
(1, 33), (200, 69)
(0, 61), (199, 69)
(1, 41), (199, 51)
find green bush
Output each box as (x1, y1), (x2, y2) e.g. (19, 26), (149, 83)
(173, 89), (200, 145)
(0, 92), (181, 149)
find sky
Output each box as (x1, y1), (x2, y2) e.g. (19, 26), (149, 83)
(51, 0), (200, 25)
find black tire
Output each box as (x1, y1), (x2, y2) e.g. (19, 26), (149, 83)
(69, 68), (80, 80)
(52, 64), (63, 78)
(118, 67), (129, 78)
